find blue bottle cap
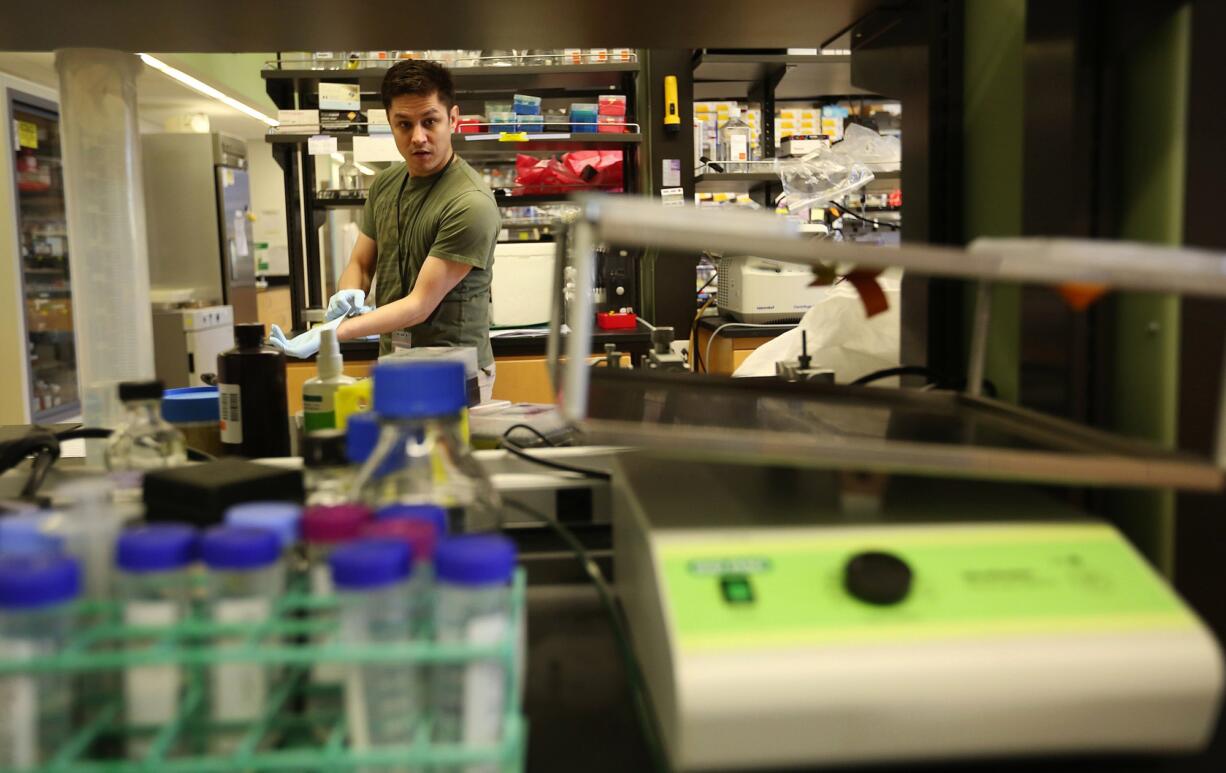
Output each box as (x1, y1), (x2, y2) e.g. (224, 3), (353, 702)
(329, 538), (412, 591)
(0, 553), (81, 609)
(200, 526), (281, 571)
(224, 502), (302, 551)
(434, 535), (517, 587)
(372, 361), (466, 419)
(375, 503), (449, 536)
(115, 525), (198, 573)
(346, 413), (381, 464)
(161, 386), (220, 423)
(0, 513), (64, 555)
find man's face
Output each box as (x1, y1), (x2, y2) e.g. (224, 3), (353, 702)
(388, 92), (459, 176)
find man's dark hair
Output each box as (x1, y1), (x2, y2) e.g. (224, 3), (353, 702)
(381, 59), (456, 111)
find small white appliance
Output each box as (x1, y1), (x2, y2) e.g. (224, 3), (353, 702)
(152, 305), (235, 388)
(491, 242), (556, 327)
(717, 256), (826, 323)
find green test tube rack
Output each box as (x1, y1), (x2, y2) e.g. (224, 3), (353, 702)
(0, 570), (527, 772)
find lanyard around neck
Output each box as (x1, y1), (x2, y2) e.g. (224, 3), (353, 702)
(395, 151), (456, 278)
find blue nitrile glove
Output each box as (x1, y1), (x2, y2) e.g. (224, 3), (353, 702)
(325, 289), (372, 322)
(268, 316), (344, 359)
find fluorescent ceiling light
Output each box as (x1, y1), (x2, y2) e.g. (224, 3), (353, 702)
(356, 163), (376, 175)
(137, 53), (279, 127)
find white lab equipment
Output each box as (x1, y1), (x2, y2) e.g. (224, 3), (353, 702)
(490, 243), (555, 327)
(113, 525), (198, 758)
(200, 526), (284, 752)
(0, 553), (81, 769)
(330, 538), (422, 756)
(431, 534), (518, 770)
(716, 256), (830, 324)
(613, 456), (1225, 771)
(151, 305), (235, 388)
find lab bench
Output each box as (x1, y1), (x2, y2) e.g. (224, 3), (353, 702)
(695, 314), (796, 375)
(281, 323), (653, 409)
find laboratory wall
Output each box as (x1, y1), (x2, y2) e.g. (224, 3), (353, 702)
(246, 139), (291, 277)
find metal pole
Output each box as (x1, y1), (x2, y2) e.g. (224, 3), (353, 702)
(545, 225), (568, 398)
(1216, 335), (1226, 469)
(966, 280), (992, 397)
(562, 219), (597, 422)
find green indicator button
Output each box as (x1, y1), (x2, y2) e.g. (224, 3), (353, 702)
(720, 574), (755, 605)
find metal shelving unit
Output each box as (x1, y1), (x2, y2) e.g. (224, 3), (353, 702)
(692, 53), (872, 101)
(264, 54), (645, 331)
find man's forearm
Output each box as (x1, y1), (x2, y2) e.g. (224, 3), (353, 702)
(337, 258), (372, 293)
(336, 292), (431, 340)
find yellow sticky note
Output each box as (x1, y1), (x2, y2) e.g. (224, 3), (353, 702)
(16, 121), (37, 149)
(498, 132), (529, 142)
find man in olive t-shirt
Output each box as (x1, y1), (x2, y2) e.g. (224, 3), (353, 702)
(330, 60), (500, 397)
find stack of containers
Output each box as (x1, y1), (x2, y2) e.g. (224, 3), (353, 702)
(486, 100), (515, 131)
(569, 103), (598, 133)
(776, 106), (822, 144)
(597, 94), (627, 134)
(512, 94), (543, 133)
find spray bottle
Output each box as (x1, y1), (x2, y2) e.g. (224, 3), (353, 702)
(303, 328), (357, 432)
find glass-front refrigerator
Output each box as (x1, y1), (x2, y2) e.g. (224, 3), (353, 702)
(9, 91), (78, 421)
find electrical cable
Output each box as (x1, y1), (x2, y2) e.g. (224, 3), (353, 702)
(830, 200), (900, 230)
(498, 437), (610, 480)
(703, 322), (796, 377)
(850, 366), (941, 387)
(690, 296), (716, 373)
(696, 270), (718, 296)
(500, 423), (557, 448)
(502, 498), (672, 773)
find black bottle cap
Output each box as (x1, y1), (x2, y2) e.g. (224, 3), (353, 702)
(117, 380), (165, 402)
(302, 429), (349, 468)
(234, 323), (266, 348)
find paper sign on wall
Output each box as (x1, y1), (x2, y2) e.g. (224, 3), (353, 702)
(16, 120), (38, 149)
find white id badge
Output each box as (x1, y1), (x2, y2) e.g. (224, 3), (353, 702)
(391, 330), (413, 351)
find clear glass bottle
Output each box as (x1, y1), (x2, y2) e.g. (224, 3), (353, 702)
(303, 430), (353, 506)
(719, 107), (752, 174)
(330, 539), (422, 757)
(301, 504), (371, 688)
(430, 535), (518, 772)
(113, 525), (198, 759)
(104, 380), (187, 492)
(0, 553), (81, 769)
(353, 361), (500, 533)
(200, 527), (284, 753)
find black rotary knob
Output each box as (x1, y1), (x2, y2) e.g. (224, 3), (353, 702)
(844, 551), (912, 605)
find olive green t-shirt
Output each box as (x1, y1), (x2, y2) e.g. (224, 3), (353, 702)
(359, 154), (499, 367)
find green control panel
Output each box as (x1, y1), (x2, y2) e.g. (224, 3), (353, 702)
(658, 523), (1194, 652)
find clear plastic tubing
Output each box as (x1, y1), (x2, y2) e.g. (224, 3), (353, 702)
(301, 504), (370, 684)
(224, 502), (303, 557)
(113, 524), (198, 758)
(360, 517), (439, 634)
(0, 553), (82, 769)
(329, 538), (421, 757)
(200, 527), (284, 750)
(376, 503), (449, 538)
(431, 535), (518, 770)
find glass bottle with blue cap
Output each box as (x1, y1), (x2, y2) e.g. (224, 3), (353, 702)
(329, 538), (422, 755)
(354, 360), (500, 532)
(200, 526), (284, 752)
(0, 512), (64, 556)
(430, 534), (518, 767)
(224, 501), (303, 557)
(113, 524), (198, 758)
(0, 552), (81, 768)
